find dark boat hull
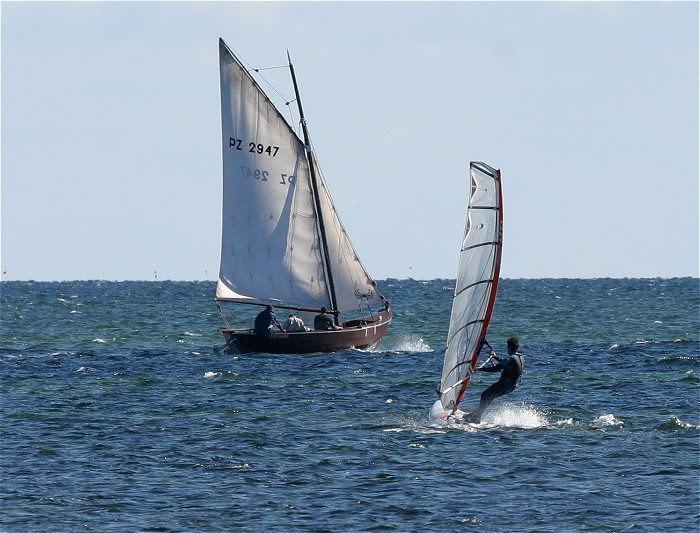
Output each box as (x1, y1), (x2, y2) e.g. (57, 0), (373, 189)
(221, 310), (392, 354)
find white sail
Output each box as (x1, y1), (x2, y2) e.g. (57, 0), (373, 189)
(438, 162), (503, 413)
(215, 40), (385, 317)
(314, 162), (387, 314)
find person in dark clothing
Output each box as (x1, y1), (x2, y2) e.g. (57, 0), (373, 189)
(254, 305), (281, 336)
(314, 307), (336, 331)
(463, 337), (524, 423)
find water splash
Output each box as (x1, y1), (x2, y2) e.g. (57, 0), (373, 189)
(591, 414), (624, 428)
(427, 403), (549, 430)
(204, 370), (240, 380)
(481, 404), (548, 429)
(388, 335), (432, 353)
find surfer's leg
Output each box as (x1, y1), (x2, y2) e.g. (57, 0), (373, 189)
(466, 382), (507, 423)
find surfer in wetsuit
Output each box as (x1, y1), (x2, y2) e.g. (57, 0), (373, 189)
(464, 337), (524, 423)
(254, 305), (281, 336)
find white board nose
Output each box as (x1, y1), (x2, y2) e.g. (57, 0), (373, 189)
(429, 399), (450, 423)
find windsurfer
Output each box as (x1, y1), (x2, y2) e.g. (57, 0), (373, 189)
(254, 305), (282, 337)
(463, 338), (524, 423)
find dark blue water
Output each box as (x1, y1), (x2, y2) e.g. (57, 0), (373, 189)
(2, 279), (698, 532)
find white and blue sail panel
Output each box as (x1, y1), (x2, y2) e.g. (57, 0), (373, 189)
(439, 162), (502, 413)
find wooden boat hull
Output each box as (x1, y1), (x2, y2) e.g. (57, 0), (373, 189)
(221, 310), (392, 354)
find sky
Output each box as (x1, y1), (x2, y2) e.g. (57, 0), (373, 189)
(2, 1), (698, 281)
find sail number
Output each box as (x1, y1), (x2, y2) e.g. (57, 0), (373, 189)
(240, 166), (295, 185)
(229, 138), (279, 157)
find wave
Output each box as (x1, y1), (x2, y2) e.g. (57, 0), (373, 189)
(680, 370), (699, 383)
(203, 370), (240, 380)
(653, 416), (700, 431)
(591, 414), (624, 428)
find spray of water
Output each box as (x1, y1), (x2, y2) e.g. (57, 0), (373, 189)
(388, 335), (433, 353)
(480, 403), (548, 429)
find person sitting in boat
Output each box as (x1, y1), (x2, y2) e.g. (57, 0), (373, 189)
(314, 307), (338, 331)
(463, 337), (524, 423)
(283, 312), (308, 332)
(254, 305), (282, 337)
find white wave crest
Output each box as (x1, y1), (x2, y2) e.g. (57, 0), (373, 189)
(204, 370), (239, 380)
(669, 416), (700, 430)
(553, 418), (575, 427)
(591, 414), (624, 428)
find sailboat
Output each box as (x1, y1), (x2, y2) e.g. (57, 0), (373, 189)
(431, 162), (503, 420)
(215, 39), (392, 354)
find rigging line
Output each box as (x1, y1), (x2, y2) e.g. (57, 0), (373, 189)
(249, 65), (289, 72)
(244, 62), (295, 115)
(235, 50), (301, 138)
(216, 301), (232, 329)
(284, 100), (297, 134)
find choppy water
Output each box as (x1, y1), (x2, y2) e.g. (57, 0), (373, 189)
(1, 278), (698, 532)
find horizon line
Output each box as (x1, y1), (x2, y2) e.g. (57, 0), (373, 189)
(1, 276), (698, 283)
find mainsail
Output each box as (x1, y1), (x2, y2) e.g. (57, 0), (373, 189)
(438, 162), (503, 414)
(215, 39), (386, 318)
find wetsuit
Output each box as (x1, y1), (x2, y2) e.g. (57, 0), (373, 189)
(254, 308), (279, 336)
(464, 352), (525, 423)
(314, 312), (334, 331)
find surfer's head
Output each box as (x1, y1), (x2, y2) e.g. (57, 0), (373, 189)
(507, 337), (519, 354)
(320, 307), (327, 314)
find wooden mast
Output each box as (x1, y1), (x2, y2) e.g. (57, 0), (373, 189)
(287, 52), (341, 325)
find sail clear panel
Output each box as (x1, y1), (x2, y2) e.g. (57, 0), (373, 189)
(439, 162), (502, 413)
(216, 40), (331, 309)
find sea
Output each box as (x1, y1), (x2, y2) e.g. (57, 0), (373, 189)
(1, 278), (698, 532)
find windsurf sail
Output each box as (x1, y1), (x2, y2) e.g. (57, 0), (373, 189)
(437, 162), (503, 415)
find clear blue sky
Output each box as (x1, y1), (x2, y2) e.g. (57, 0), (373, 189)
(2, 2), (698, 281)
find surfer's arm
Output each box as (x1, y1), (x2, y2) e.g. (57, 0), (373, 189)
(477, 357), (506, 372)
